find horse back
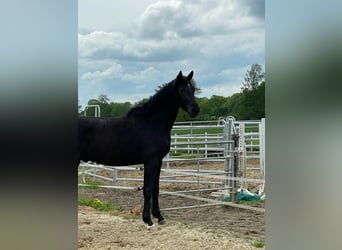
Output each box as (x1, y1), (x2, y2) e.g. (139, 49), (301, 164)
(78, 116), (170, 166)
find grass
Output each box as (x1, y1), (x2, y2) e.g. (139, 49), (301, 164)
(172, 123), (259, 136)
(252, 240), (265, 248)
(78, 197), (140, 220)
(172, 127), (223, 136)
(78, 198), (113, 211)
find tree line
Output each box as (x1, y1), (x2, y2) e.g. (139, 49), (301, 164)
(79, 64), (265, 121)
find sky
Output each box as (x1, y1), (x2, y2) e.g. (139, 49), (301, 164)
(78, 0), (265, 108)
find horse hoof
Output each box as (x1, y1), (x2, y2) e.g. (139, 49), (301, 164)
(158, 219), (166, 225)
(146, 223), (155, 230)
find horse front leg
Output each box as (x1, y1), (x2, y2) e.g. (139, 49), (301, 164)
(152, 165), (165, 225)
(142, 159), (159, 227)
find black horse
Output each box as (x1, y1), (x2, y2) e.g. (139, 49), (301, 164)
(78, 71), (199, 227)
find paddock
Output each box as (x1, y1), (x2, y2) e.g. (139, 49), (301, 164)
(78, 203), (265, 249)
(78, 117), (265, 212)
(78, 116), (265, 248)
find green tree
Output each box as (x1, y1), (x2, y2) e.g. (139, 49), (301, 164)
(133, 98), (149, 107)
(241, 63), (264, 92)
(87, 99), (100, 105)
(231, 64), (265, 120)
(110, 102), (132, 117)
(95, 94), (111, 117)
(98, 94), (110, 104)
(195, 97), (212, 120)
(223, 93), (242, 118)
(234, 81), (265, 120)
(208, 95), (227, 118)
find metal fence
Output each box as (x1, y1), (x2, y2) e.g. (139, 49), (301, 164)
(78, 116), (265, 211)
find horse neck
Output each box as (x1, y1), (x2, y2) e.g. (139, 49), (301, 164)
(147, 88), (179, 133)
(154, 102), (179, 132)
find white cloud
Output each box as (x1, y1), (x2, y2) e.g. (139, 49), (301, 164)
(80, 63), (123, 82)
(136, 0), (196, 39)
(78, 0), (264, 61)
(78, 0), (264, 107)
(122, 67), (160, 84)
(200, 83), (242, 98)
(135, 0), (264, 39)
(78, 31), (124, 59)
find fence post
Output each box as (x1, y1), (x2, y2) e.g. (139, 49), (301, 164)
(239, 123), (247, 189)
(190, 122), (193, 154)
(93, 166), (96, 181)
(259, 118), (265, 195)
(174, 133), (177, 154)
(82, 164), (86, 183)
(231, 133), (239, 203)
(84, 105), (101, 117)
(187, 137), (190, 154)
(166, 153), (170, 170)
(113, 168), (118, 186)
(205, 132), (208, 158)
(227, 117), (238, 203)
(222, 119), (229, 196)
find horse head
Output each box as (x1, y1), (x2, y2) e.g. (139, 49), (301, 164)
(175, 71), (200, 117)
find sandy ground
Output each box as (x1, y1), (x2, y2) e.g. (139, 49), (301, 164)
(78, 205), (264, 250)
(78, 188), (265, 250)
(78, 161), (265, 249)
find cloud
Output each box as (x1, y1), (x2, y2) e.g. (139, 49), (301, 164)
(78, 0), (264, 63)
(136, 0), (204, 39)
(78, 0), (264, 107)
(78, 31), (124, 59)
(122, 67), (160, 84)
(241, 0), (265, 19)
(80, 63), (123, 82)
(135, 0), (264, 40)
(200, 83), (242, 98)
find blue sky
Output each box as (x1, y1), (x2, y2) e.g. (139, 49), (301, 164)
(78, 0), (265, 108)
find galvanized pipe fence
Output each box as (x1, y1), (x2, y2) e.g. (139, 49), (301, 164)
(78, 116), (265, 212)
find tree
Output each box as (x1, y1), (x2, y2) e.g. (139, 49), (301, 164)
(241, 63), (264, 92)
(98, 94), (110, 104)
(235, 83), (265, 120)
(191, 79), (202, 94)
(208, 95), (227, 118)
(87, 99), (100, 105)
(96, 94), (111, 117)
(110, 102), (132, 117)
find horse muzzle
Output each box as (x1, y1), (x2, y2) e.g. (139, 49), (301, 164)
(188, 104), (200, 117)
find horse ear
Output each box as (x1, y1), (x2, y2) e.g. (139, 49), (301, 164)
(187, 71), (194, 80)
(177, 71), (183, 80)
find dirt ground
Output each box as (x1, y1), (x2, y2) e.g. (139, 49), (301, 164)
(78, 161), (265, 249)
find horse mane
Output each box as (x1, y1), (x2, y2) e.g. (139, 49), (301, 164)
(126, 80), (176, 117)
